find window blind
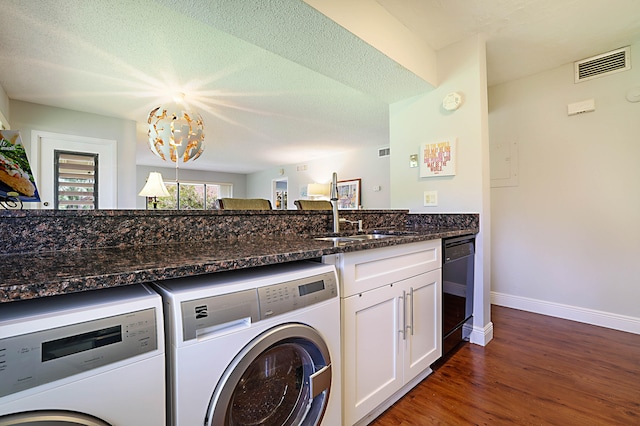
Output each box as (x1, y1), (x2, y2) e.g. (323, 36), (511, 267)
(55, 151), (98, 209)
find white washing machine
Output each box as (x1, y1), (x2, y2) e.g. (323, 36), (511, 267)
(0, 284), (166, 426)
(153, 261), (341, 426)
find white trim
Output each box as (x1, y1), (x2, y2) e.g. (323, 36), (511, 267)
(31, 131), (117, 186)
(469, 321), (494, 346)
(492, 292), (640, 335)
(31, 130), (118, 209)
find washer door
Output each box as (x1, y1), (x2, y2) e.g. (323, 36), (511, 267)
(206, 323), (332, 426)
(0, 410), (111, 426)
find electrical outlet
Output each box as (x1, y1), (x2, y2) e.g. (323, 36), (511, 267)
(423, 191), (438, 207)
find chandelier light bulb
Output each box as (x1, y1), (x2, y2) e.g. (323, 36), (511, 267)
(172, 92), (186, 103)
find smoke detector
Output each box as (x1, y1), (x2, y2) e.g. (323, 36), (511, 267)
(574, 47), (631, 83)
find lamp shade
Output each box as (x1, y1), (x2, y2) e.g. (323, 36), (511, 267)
(147, 103), (205, 163)
(307, 183), (330, 198)
(138, 172), (170, 197)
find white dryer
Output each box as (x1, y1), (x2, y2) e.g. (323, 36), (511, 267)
(153, 261), (341, 426)
(0, 284), (166, 426)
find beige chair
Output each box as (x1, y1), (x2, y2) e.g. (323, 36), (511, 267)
(294, 200), (333, 210)
(216, 198), (272, 210)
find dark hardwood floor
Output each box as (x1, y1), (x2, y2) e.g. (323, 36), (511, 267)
(370, 305), (640, 425)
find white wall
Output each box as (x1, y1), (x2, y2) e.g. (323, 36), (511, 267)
(247, 145), (390, 209)
(489, 42), (640, 333)
(389, 35), (492, 344)
(390, 38), (488, 213)
(136, 165), (247, 209)
(0, 84), (9, 128)
(9, 100), (138, 208)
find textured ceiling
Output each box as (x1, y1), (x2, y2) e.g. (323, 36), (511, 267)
(377, 0), (640, 86)
(1, 0), (639, 174)
(1, 0), (420, 173)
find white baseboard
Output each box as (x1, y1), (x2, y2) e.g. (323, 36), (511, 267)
(491, 292), (640, 335)
(468, 321), (494, 346)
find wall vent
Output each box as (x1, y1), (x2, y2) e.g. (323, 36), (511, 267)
(574, 47), (631, 83)
(378, 147), (390, 158)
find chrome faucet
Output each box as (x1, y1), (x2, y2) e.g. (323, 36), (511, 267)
(330, 172), (340, 233)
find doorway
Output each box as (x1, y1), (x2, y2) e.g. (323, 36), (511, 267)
(272, 178), (288, 210)
(31, 131), (117, 209)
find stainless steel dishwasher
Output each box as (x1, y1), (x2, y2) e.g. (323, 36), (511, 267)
(442, 235), (475, 356)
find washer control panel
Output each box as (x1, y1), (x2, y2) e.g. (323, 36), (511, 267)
(258, 271), (338, 320)
(0, 308), (157, 398)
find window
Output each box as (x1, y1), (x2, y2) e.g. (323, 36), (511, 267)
(178, 182), (205, 210)
(152, 181), (232, 210)
(54, 151), (98, 210)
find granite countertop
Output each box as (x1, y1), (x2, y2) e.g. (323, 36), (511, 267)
(0, 226), (476, 303)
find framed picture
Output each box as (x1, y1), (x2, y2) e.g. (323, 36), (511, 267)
(0, 130), (40, 203)
(337, 178), (361, 210)
(420, 139), (456, 177)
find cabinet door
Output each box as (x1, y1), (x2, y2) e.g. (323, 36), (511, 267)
(342, 284), (404, 425)
(402, 269), (442, 381)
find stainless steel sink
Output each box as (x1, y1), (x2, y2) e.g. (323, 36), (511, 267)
(314, 236), (360, 242)
(314, 234), (396, 245)
(314, 236), (362, 246)
(346, 234), (396, 240)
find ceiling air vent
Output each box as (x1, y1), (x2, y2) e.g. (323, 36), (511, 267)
(378, 147), (390, 158)
(574, 47), (631, 83)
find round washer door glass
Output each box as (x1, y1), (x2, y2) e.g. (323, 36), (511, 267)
(0, 410), (111, 425)
(206, 324), (332, 426)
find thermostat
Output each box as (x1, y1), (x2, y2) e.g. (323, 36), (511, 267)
(443, 92), (462, 111)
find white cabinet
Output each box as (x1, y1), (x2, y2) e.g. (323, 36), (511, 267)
(324, 240), (442, 425)
(342, 269), (440, 423)
(403, 269), (441, 379)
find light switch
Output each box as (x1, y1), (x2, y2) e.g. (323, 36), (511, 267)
(423, 191), (438, 207)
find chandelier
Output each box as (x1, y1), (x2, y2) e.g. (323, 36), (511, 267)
(147, 99), (205, 163)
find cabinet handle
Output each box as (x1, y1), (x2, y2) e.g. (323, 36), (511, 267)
(400, 291), (406, 341)
(409, 287), (415, 336)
